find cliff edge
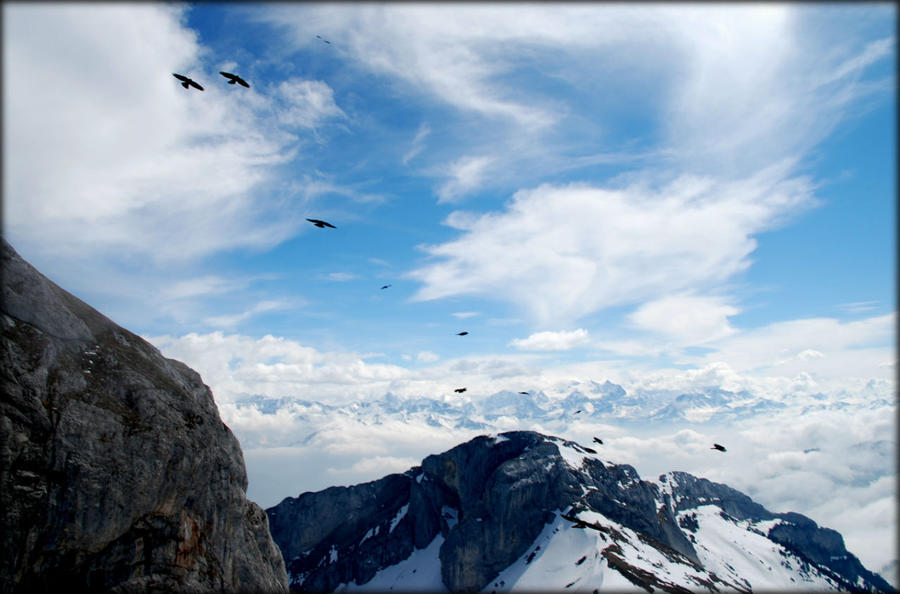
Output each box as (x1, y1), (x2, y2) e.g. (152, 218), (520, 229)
(0, 238), (288, 593)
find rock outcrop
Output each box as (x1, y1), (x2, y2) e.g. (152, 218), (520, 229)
(0, 238), (288, 593)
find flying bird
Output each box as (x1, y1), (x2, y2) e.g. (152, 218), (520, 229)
(173, 73), (203, 91)
(574, 410), (581, 414)
(316, 34), (332, 44)
(219, 71), (250, 87)
(454, 387), (467, 394)
(711, 443), (727, 452)
(518, 391), (530, 395)
(456, 331), (469, 336)
(306, 218), (336, 229)
(593, 437), (603, 445)
(380, 284), (392, 290)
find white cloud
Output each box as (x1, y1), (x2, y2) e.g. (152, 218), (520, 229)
(3, 4), (312, 266)
(323, 272), (357, 282)
(436, 155), (496, 202)
(416, 351), (440, 363)
(409, 164), (817, 326)
(276, 78), (346, 129)
(162, 275), (250, 300)
(628, 294), (739, 345)
(203, 299), (297, 328)
(452, 311), (480, 320)
(510, 329), (590, 351)
(402, 123), (431, 165)
(798, 349), (825, 361)
(148, 332), (412, 404)
(689, 312), (896, 379)
(839, 300), (881, 313)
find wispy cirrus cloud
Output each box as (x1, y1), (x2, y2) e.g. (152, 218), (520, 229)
(203, 299), (299, 329)
(402, 123), (431, 166)
(436, 155), (496, 203)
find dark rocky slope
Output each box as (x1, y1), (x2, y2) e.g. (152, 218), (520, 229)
(1, 238), (288, 593)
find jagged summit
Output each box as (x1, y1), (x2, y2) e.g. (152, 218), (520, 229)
(0, 238), (288, 592)
(266, 430), (893, 593)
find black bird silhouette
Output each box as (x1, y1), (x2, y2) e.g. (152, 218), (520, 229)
(316, 34), (332, 44)
(173, 73), (203, 91)
(711, 443), (727, 452)
(574, 410), (581, 414)
(454, 387), (467, 394)
(380, 284), (392, 290)
(457, 331), (469, 336)
(593, 437), (603, 445)
(219, 71), (250, 87)
(307, 218), (336, 229)
(518, 391), (530, 395)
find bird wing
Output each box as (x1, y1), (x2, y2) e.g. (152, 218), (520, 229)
(237, 77), (250, 88)
(173, 73), (189, 82)
(187, 79), (204, 91)
(220, 71), (236, 80)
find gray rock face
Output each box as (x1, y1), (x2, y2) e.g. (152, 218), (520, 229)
(1, 239), (288, 593)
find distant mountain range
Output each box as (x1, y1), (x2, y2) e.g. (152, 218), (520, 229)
(266, 431), (894, 593)
(233, 377), (894, 440)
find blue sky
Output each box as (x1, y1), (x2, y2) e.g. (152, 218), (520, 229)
(3, 3), (895, 397)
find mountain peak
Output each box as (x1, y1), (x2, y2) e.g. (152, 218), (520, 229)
(266, 430), (894, 592)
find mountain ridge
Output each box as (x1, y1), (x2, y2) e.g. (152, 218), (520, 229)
(266, 430), (893, 593)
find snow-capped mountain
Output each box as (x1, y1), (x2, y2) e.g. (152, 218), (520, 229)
(232, 379), (833, 439)
(265, 431), (893, 593)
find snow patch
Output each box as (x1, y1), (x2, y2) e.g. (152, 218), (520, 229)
(390, 503), (409, 534)
(340, 534), (447, 592)
(359, 525), (380, 546)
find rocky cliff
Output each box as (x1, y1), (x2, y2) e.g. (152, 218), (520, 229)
(267, 431), (893, 593)
(0, 238), (288, 593)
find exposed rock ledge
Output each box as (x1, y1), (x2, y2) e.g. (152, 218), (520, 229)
(1, 238), (288, 593)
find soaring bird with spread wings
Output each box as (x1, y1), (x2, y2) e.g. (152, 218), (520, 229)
(454, 387), (467, 394)
(307, 218), (336, 229)
(173, 73), (203, 91)
(220, 71), (250, 87)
